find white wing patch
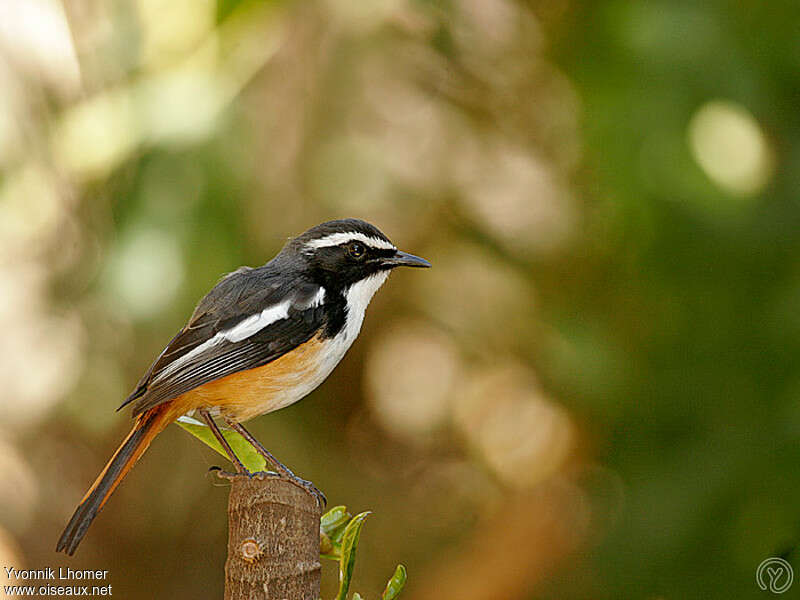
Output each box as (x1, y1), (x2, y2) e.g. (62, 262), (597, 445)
(152, 286), (326, 383)
(224, 301), (291, 343)
(307, 286), (326, 307)
(305, 231), (396, 251)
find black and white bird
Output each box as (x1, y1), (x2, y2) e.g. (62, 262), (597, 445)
(57, 218), (430, 555)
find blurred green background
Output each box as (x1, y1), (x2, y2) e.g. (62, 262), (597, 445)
(1, 0), (798, 598)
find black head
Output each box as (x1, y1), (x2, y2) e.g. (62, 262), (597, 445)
(283, 218), (430, 291)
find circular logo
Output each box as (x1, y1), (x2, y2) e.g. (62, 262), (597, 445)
(756, 557), (794, 594)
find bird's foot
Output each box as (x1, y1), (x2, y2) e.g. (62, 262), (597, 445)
(284, 474), (327, 507)
(217, 469), (325, 506)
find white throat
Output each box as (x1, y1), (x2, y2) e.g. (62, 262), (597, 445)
(287, 271), (389, 408)
(342, 270), (390, 343)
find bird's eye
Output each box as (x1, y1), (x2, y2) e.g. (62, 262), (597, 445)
(347, 241), (366, 259)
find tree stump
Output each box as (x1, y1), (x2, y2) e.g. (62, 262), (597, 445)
(220, 472), (322, 600)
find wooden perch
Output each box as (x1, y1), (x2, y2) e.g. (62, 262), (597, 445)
(219, 471), (322, 600)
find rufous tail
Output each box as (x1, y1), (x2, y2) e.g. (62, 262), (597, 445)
(56, 406), (172, 555)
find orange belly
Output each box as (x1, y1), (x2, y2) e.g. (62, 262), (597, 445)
(171, 334), (328, 422)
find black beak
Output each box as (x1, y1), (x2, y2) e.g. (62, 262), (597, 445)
(382, 250), (431, 269)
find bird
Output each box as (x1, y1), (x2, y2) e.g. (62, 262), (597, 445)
(56, 218), (430, 555)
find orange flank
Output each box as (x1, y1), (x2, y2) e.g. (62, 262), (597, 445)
(173, 335), (327, 423)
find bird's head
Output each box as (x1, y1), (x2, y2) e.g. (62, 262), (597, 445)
(284, 219), (430, 292)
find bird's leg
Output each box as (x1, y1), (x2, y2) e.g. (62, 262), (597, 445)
(199, 409), (248, 475)
(224, 418), (326, 507)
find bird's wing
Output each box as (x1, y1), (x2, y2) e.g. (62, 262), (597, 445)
(121, 267), (327, 417)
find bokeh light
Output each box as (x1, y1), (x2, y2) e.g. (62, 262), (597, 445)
(103, 226), (185, 319)
(453, 363), (575, 489)
(365, 321), (461, 439)
(688, 99), (774, 196)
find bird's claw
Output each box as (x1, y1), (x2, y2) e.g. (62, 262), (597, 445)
(213, 469), (325, 506)
(290, 476), (327, 507)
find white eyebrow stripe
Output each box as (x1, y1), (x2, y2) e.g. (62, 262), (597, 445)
(152, 287), (326, 383)
(305, 232), (396, 251)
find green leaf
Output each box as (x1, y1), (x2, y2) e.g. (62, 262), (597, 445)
(335, 511), (371, 600)
(321, 505), (353, 560)
(176, 416), (267, 472)
(382, 565), (407, 600)
(321, 505), (351, 537)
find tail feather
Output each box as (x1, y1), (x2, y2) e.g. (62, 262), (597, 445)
(56, 407), (170, 555)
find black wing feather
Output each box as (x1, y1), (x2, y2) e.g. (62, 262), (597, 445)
(121, 265), (326, 416)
